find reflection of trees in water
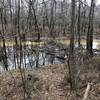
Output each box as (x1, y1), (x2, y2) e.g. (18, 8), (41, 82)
(0, 40), (100, 71)
(0, 44), (65, 71)
(48, 55), (55, 64)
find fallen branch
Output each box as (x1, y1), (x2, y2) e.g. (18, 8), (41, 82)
(82, 82), (93, 100)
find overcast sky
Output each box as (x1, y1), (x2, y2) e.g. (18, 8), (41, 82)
(88, 0), (100, 5)
(39, 0), (100, 5)
(95, 0), (100, 5)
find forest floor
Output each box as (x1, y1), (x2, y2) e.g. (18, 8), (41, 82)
(0, 62), (100, 100)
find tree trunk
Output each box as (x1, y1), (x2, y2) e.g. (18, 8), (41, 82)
(77, 0), (81, 47)
(87, 0), (95, 55)
(68, 0), (77, 90)
(70, 0), (75, 53)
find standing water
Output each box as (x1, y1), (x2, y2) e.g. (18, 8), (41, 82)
(0, 39), (100, 71)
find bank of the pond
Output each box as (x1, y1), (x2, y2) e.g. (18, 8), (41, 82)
(0, 64), (100, 100)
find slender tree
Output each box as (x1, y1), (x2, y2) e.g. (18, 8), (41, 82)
(77, 0), (81, 47)
(87, 0), (95, 55)
(70, 0), (76, 53)
(67, 0), (78, 90)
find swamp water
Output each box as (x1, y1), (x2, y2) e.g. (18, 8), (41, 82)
(0, 39), (100, 71)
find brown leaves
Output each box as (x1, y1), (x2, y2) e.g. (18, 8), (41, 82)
(0, 64), (100, 100)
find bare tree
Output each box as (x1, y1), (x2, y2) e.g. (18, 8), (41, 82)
(30, 0), (40, 41)
(77, 0), (81, 47)
(87, 0), (95, 55)
(70, 0), (76, 54)
(68, 0), (78, 90)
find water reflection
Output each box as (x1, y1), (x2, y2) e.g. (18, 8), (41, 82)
(0, 39), (99, 71)
(0, 48), (64, 71)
